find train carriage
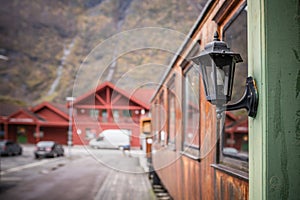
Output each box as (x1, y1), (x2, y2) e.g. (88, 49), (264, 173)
(149, 0), (300, 199)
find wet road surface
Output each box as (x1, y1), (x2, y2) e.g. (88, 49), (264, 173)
(0, 146), (155, 200)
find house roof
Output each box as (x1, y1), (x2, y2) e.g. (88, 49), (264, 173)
(0, 116), (5, 123)
(7, 109), (44, 124)
(6, 102), (69, 126)
(73, 81), (152, 110)
(31, 102), (69, 120)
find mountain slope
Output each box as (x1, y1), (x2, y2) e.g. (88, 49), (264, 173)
(0, 0), (206, 105)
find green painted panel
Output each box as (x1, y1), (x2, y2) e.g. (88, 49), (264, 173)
(265, 0), (300, 199)
(248, 0), (266, 199)
(249, 0), (300, 199)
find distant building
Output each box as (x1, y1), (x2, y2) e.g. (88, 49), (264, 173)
(71, 82), (152, 147)
(3, 102), (69, 144)
(1, 82), (154, 148)
(0, 103), (23, 140)
(0, 82), (247, 148)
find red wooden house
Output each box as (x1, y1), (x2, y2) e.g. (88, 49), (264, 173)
(71, 82), (152, 147)
(0, 116), (7, 140)
(4, 102), (69, 144)
(31, 102), (69, 144)
(0, 103), (21, 140)
(1, 82), (153, 146)
(1, 82), (246, 149)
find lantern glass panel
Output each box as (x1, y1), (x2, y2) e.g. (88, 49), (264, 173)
(198, 55), (215, 102)
(222, 64), (230, 96)
(224, 63), (235, 101)
(212, 55), (235, 103)
(215, 66), (226, 101)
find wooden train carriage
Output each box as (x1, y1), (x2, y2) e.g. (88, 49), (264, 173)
(151, 1), (248, 199)
(150, 0), (300, 199)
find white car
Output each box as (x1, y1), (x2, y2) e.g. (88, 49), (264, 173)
(89, 129), (131, 150)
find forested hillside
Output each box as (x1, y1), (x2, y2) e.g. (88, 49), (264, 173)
(0, 0), (206, 105)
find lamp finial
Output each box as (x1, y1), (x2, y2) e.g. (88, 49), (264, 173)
(213, 31), (220, 41)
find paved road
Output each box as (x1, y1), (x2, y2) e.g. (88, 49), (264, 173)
(0, 145), (155, 200)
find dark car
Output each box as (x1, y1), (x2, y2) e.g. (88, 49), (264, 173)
(34, 141), (64, 159)
(0, 140), (22, 156)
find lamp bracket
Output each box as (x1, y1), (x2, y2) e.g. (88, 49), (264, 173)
(217, 76), (259, 118)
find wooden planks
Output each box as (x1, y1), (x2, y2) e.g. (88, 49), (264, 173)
(94, 170), (155, 200)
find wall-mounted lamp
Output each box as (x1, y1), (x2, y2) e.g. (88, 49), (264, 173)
(190, 32), (258, 118)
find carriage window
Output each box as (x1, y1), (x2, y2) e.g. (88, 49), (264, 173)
(159, 92), (166, 145)
(151, 101), (159, 142)
(222, 5), (248, 164)
(152, 93), (166, 144)
(182, 66), (200, 158)
(168, 82), (176, 148)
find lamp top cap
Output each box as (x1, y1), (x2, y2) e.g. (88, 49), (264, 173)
(204, 32), (230, 53)
(213, 31), (220, 41)
(189, 31), (243, 64)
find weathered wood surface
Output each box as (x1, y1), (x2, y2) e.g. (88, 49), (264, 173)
(95, 170), (155, 200)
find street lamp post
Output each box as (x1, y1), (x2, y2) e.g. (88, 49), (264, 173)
(66, 97), (75, 157)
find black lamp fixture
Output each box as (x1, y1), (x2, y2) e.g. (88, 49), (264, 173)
(190, 32), (258, 118)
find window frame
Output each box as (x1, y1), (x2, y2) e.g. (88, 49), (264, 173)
(167, 75), (176, 150)
(181, 64), (201, 160)
(151, 101), (158, 142)
(89, 109), (99, 120)
(159, 91), (166, 146)
(152, 100), (160, 143)
(218, 2), (249, 173)
(101, 109), (107, 122)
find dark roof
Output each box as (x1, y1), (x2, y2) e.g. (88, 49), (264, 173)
(31, 102), (69, 121)
(8, 109), (45, 122)
(50, 102), (69, 116)
(24, 109), (46, 121)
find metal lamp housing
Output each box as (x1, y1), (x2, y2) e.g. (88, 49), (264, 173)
(190, 33), (258, 118)
(191, 33), (242, 105)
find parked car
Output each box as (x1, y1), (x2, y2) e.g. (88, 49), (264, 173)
(89, 129), (131, 150)
(0, 140), (22, 156)
(34, 141), (64, 159)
